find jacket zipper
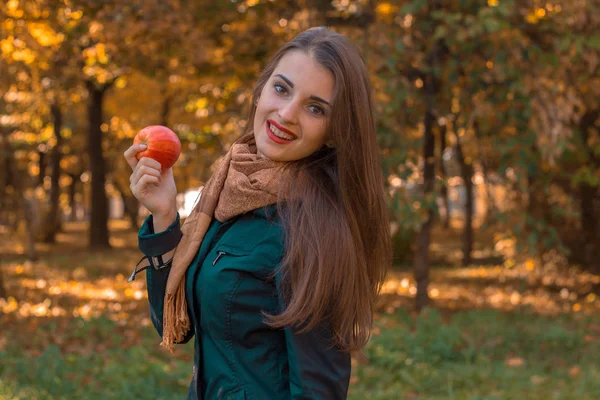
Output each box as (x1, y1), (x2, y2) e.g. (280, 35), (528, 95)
(212, 251), (228, 266)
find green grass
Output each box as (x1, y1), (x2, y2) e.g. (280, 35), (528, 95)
(0, 316), (193, 400)
(2, 309), (600, 399)
(349, 308), (600, 400)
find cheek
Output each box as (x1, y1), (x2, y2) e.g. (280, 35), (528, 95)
(304, 120), (328, 145)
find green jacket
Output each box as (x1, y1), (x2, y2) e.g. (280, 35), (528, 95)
(137, 205), (351, 399)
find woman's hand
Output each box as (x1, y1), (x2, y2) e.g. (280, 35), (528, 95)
(124, 143), (177, 219)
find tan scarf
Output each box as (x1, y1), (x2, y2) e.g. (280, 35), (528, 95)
(161, 132), (286, 350)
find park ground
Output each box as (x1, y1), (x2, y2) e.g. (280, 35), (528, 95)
(1, 220), (600, 399)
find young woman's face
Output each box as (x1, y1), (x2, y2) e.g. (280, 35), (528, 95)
(253, 50), (335, 162)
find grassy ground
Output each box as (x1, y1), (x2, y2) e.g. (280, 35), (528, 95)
(1, 219), (600, 399)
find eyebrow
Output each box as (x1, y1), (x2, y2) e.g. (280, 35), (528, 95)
(274, 74), (332, 107)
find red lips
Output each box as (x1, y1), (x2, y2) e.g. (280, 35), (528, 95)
(268, 120), (297, 139)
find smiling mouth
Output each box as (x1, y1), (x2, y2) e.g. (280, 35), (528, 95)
(269, 123), (295, 140)
(266, 120), (297, 143)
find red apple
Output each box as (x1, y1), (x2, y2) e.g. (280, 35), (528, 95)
(134, 125), (181, 169)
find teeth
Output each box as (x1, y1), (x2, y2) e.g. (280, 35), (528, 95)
(269, 123), (295, 140)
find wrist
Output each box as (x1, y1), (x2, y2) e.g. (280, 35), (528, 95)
(152, 209), (177, 233)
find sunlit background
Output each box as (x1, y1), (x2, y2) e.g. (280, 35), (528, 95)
(2, 0), (600, 398)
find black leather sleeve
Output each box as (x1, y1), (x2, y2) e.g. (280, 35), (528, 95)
(276, 273), (351, 399)
(138, 213), (183, 257)
(127, 213), (182, 283)
(130, 213), (193, 344)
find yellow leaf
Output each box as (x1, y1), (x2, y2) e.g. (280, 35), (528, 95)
(70, 10), (83, 20)
(535, 8), (546, 18)
(1, 38), (14, 55)
(97, 44), (109, 64)
(526, 13), (538, 24)
(487, 0), (499, 6)
(376, 2), (398, 16)
(506, 357), (524, 367)
(28, 22), (65, 47)
(12, 48), (36, 64)
(3, 18), (15, 31)
(195, 97), (209, 109)
(586, 293), (596, 303)
(3, 297), (19, 313)
(7, 0), (24, 18)
(7, 0), (19, 11)
(115, 77), (127, 89)
(525, 259), (535, 271)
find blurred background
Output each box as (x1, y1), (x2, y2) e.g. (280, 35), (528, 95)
(1, 0), (600, 399)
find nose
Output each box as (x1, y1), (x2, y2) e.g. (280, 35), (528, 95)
(278, 100), (300, 125)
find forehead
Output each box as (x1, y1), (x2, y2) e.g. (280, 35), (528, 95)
(271, 50), (335, 102)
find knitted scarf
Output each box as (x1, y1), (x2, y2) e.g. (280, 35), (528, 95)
(161, 132), (286, 350)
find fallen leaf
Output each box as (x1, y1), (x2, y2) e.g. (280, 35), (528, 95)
(584, 335), (597, 343)
(569, 366), (581, 377)
(506, 357), (524, 367)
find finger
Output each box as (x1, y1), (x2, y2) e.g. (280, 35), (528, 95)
(123, 144), (148, 170)
(134, 156), (162, 172)
(131, 158), (161, 182)
(130, 165), (162, 185)
(133, 175), (161, 195)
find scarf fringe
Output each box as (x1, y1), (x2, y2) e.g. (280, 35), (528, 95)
(160, 279), (190, 352)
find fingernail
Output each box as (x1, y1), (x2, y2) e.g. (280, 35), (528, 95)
(140, 144), (147, 149)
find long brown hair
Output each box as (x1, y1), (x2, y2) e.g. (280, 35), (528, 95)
(243, 27), (392, 352)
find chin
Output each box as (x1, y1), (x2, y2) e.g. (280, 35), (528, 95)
(254, 132), (285, 161)
(257, 148), (288, 162)
(254, 129), (315, 162)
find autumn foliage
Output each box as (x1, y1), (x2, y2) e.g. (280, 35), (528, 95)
(1, 0), (600, 397)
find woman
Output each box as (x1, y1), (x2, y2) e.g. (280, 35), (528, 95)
(124, 27), (391, 400)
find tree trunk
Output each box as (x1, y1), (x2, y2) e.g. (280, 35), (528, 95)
(160, 85), (173, 127)
(414, 77), (436, 312)
(86, 80), (111, 248)
(577, 109), (600, 272)
(4, 132), (38, 262)
(0, 135), (8, 225)
(0, 143), (18, 231)
(438, 123), (451, 229)
(38, 149), (46, 187)
(68, 173), (79, 221)
(579, 183), (600, 272)
(472, 121), (495, 220)
(0, 128), (8, 297)
(43, 103), (64, 243)
(0, 261), (6, 299)
(454, 129), (474, 266)
(23, 196), (39, 261)
(525, 142), (552, 258)
(112, 178), (140, 231)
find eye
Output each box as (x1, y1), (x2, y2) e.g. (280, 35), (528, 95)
(273, 83), (288, 95)
(308, 104), (326, 116)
